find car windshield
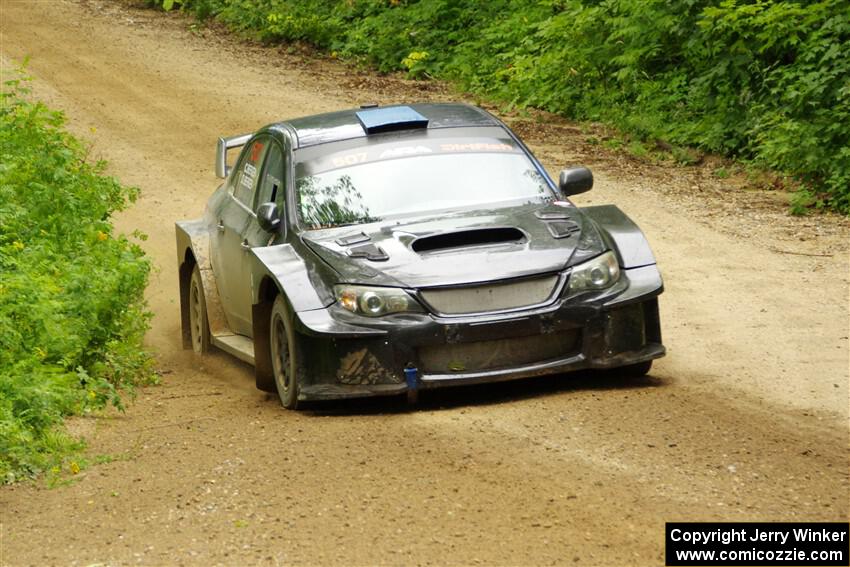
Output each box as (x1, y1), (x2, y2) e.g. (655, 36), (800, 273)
(295, 145), (553, 229)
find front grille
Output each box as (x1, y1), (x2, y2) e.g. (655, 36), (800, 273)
(419, 275), (559, 315)
(418, 330), (580, 374)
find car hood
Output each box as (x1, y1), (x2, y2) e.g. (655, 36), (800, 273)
(301, 203), (604, 288)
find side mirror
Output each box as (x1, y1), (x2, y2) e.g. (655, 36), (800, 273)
(558, 167), (593, 196)
(256, 202), (281, 233)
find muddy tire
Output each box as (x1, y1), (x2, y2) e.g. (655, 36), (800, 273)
(189, 265), (211, 354)
(270, 295), (303, 409)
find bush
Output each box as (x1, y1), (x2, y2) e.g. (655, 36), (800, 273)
(155, 0), (850, 213)
(0, 70), (154, 482)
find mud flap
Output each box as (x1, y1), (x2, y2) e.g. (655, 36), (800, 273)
(252, 302), (276, 392)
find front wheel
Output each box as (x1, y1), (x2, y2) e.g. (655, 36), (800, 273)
(618, 360), (652, 377)
(189, 265), (211, 354)
(270, 295), (303, 409)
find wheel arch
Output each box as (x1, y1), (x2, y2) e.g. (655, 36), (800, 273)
(176, 219), (231, 346)
(581, 205), (657, 269)
(248, 243), (335, 393)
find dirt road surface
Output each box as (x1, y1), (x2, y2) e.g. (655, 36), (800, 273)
(1, 1), (848, 565)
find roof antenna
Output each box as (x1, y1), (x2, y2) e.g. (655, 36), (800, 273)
(359, 103), (379, 109)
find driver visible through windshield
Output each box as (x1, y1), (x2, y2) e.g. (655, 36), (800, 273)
(295, 136), (553, 229)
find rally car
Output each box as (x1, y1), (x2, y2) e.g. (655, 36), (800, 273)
(176, 103), (664, 409)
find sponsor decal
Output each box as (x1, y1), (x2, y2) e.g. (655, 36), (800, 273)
(379, 145), (433, 159)
(241, 162), (257, 189)
(250, 141), (265, 162)
(439, 142), (513, 152)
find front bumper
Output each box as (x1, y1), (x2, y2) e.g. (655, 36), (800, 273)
(292, 265), (665, 401)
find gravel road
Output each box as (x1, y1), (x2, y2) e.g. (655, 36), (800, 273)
(1, 1), (848, 565)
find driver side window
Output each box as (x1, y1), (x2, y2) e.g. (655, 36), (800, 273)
(232, 138), (268, 206)
(255, 142), (284, 211)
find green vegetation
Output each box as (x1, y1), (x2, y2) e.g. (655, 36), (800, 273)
(159, 0), (849, 214)
(0, 70), (154, 482)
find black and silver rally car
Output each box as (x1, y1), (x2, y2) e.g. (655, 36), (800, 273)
(176, 103), (665, 408)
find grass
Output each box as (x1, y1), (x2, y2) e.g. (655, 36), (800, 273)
(0, 67), (155, 482)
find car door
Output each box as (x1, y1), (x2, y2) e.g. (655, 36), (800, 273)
(235, 139), (288, 336)
(210, 136), (269, 336)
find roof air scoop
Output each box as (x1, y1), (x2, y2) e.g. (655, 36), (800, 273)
(411, 227), (526, 254)
(356, 106), (429, 134)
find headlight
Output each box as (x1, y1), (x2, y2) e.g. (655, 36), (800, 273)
(334, 285), (424, 317)
(567, 250), (620, 293)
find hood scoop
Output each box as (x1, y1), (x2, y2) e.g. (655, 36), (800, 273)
(335, 231), (371, 246)
(544, 219), (580, 239)
(534, 207), (580, 239)
(534, 209), (571, 220)
(411, 227), (526, 253)
(347, 243), (389, 261)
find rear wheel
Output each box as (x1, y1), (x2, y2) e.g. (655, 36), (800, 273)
(189, 265), (211, 354)
(270, 295), (303, 409)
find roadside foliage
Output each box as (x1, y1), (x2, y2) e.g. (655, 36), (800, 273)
(159, 0), (850, 214)
(0, 71), (154, 482)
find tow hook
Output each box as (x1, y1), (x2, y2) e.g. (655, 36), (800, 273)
(404, 364), (419, 405)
